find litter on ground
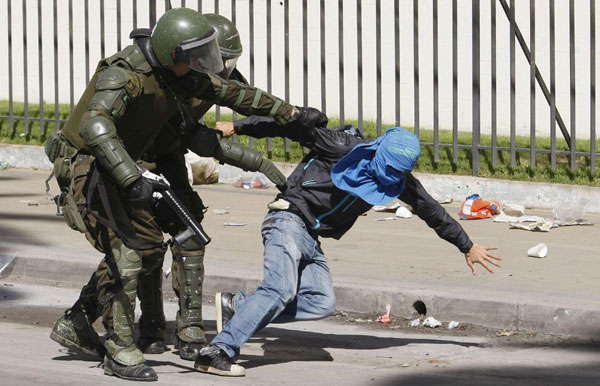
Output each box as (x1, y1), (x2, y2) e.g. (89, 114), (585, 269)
(502, 203), (525, 216)
(509, 218), (592, 232)
(497, 330), (518, 337)
(375, 217), (396, 221)
(493, 212), (545, 223)
(459, 194), (501, 220)
(527, 243), (548, 258)
(376, 304), (392, 323)
(372, 202), (402, 212)
(422, 316), (442, 328)
(395, 206), (413, 218)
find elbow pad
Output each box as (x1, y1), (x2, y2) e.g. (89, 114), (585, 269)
(80, 115), (139, 187)
(216, 139), (287, 187)
(217, 138), (262, 171)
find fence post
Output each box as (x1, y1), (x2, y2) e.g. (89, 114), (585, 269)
(510, 0), (516, 167)
(38, 0), (44, 136)
(413, 0), (419, 138)
(339, 0), (345, 125)
(569, 0), (576, 171)
(530, 0), (536, 169)
(591, 0), (597, 174)
(453, 0), (459, 165)
(433, 0), (439, 162)
(472, 0), (481, 176)
(8, 0), (14, 135)
(22, 0), (30, 135)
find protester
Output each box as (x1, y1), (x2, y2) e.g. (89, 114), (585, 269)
(195, 116), (501, 376)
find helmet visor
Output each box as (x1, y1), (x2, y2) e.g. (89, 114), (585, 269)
(217, 57), (239, 79)
(179, 31), (224, 74)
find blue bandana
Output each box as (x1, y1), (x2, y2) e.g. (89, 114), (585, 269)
(330, 127), (421, 205)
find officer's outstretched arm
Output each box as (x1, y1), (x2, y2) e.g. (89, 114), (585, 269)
(184, 124), (287, 188)
(195, 73), (295, 125)
(79, 66), (142, 187)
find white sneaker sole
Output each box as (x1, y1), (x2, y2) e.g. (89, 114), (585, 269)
(194, 363), (245, 377)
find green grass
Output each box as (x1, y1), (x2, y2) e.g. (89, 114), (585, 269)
(2, 101), (599, 186)
(0, 101), (72, 146)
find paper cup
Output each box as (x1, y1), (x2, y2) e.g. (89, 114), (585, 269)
(395, 206), (413, 218)
(527, 243), (548, 258)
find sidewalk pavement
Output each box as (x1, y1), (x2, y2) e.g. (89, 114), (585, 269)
(1, 168), (599, 339)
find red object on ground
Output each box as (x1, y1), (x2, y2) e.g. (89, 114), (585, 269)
(376, 304), (391, 323)
(459, 194), (502, 219)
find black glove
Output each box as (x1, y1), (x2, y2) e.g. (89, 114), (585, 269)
(291, 106), (328, 130)
(124, 176), (167, 206)
(257, 158), (288, 191)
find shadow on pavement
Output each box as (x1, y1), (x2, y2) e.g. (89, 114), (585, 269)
(0, 221), (51, 255)
(0, 193), (41, 198)
(0, 175), (21, 181)
(237, 325), (479, 370)
(0, 286), (28, 302)
(376, 361), (600, 386)
(0, 213), (65, 223)
(52, 349), (103, 363)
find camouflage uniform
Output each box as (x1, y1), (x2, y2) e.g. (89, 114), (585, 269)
(52, 42), (293, 370)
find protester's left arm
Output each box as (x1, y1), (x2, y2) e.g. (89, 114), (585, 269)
(399, 174), (501, 275)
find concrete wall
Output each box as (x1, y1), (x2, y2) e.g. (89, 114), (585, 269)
(0, 0), (598, 139)
(2, 143), (599, 213)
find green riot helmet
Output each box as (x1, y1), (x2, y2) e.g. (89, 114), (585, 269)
(204, 13), (243, 79)
(151, 8), (223, 74)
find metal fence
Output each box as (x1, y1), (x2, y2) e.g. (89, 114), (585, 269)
(1, 0), (598, 175)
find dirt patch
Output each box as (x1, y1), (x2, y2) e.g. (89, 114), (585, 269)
(326, 310), (600, 348)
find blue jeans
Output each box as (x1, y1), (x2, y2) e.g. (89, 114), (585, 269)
(212, 210), (336, 359)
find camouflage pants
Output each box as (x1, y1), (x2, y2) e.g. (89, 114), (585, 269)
(71, 152), (206, 343)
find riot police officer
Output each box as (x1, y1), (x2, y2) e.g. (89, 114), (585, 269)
(46, 8), (325, 382)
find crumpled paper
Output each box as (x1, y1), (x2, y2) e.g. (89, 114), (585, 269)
(509, 218), (592, 232)
(422, 316), (442, 328)
(373, 202), (403, 212)
(493, 212), (545, 223)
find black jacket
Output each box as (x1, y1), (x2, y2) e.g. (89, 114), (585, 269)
(234, 116), (473, 253)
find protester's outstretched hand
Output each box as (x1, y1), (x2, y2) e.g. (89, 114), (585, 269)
(216, 121), (235, 138)
(465, 244), (501, 275)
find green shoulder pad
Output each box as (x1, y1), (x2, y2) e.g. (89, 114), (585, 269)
(96, 67), (130, 91)
(105, 44), (152, 74)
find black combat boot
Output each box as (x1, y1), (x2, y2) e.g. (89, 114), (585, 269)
(174, 334), (207, 361)
(215, 292), (235, 333)
(136, 337), (166, 354)
(50, 308), (105, 358)
(103, 355), (158, 382)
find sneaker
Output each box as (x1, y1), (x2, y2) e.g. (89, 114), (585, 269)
(216, 292), (235, 333)
(50, 309), (106, 358)
(103, 356), (158, 382)
(194, 345), (245, 377)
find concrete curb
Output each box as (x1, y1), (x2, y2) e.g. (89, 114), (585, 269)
(3, 254), (598, 339)
(2, 143), (599, 213)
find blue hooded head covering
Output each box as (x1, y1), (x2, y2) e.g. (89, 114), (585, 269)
(330, 127), (421, 205)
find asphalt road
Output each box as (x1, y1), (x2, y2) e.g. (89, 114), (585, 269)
(0, 282), (598, 386)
